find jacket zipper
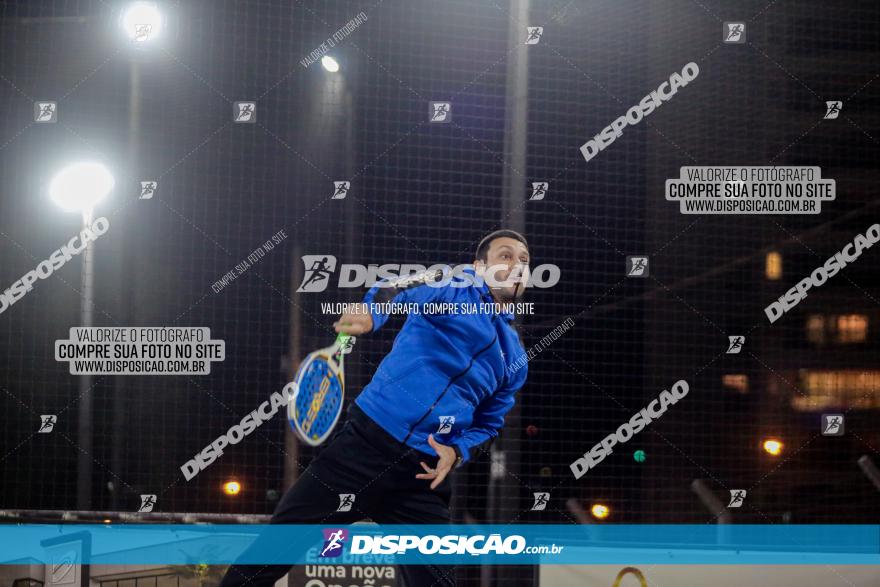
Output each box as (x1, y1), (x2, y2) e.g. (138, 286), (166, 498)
(402, 334), (498, 444)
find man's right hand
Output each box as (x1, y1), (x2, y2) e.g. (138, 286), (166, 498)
(332, 303), (374, 335)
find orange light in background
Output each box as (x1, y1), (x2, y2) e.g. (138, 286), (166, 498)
(590, 503), (610, 520)
(837, 314), (868, 343)
(765, 251), (782, 280)
(722, 374), (749, 394)
(222, 480), (242, 496)
(103, 519), (112, 524)
(806, 314), (826, 344)
(794, 370), (880, 411)
(762, 438), (783, 456)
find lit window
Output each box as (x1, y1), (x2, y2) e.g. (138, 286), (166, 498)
(805, 314), (868, 345)
(792, 370), (880, 410)
(837, 314), (868, 343)
(806, 315), (825, 344)
(722, 374), (748, 394)
(765, 251), (782, 280)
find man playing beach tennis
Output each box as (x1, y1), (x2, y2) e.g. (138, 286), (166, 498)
(221, 229), (531, 587)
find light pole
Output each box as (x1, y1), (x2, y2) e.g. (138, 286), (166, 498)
(49, 161), (115, 510)
(110, 1), (163, 509)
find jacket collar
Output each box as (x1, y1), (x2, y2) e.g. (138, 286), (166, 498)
(465, 267), (517, 323)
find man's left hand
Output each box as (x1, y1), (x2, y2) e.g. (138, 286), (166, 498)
(416, 434), (457, 490)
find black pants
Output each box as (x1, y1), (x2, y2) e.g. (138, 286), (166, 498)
(220, 403), (456, 587)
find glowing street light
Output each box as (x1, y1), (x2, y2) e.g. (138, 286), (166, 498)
(122, 2), (163, 42)
(321, 56), (340, 73)
(590, 503), (610, 520)
(763, 438), (784, 457)
(223, 480), (242, 496)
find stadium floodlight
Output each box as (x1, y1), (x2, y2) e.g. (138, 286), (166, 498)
(49, 162), (114, 215)
(121, 2), (163, 42)
(321, 56), (340, 72)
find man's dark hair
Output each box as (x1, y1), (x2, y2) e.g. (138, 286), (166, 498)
(475, 229), (529, 261)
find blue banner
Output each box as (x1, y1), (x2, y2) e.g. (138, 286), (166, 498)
(2, 524), (879, 565)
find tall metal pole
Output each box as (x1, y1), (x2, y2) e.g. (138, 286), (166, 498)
(501, 0), (529, 230)
(284, 245), (303, 491)
(110, 58), (141, 510)
(488, 1), (530, 585)
(77, 208), (95, 510)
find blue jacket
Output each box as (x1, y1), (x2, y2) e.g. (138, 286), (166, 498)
(354, 268), (528, 463)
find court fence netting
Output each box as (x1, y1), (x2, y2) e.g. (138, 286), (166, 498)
(1, 2), (880, 586)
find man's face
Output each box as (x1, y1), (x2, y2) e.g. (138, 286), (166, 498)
(475, 237), (530, 301)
